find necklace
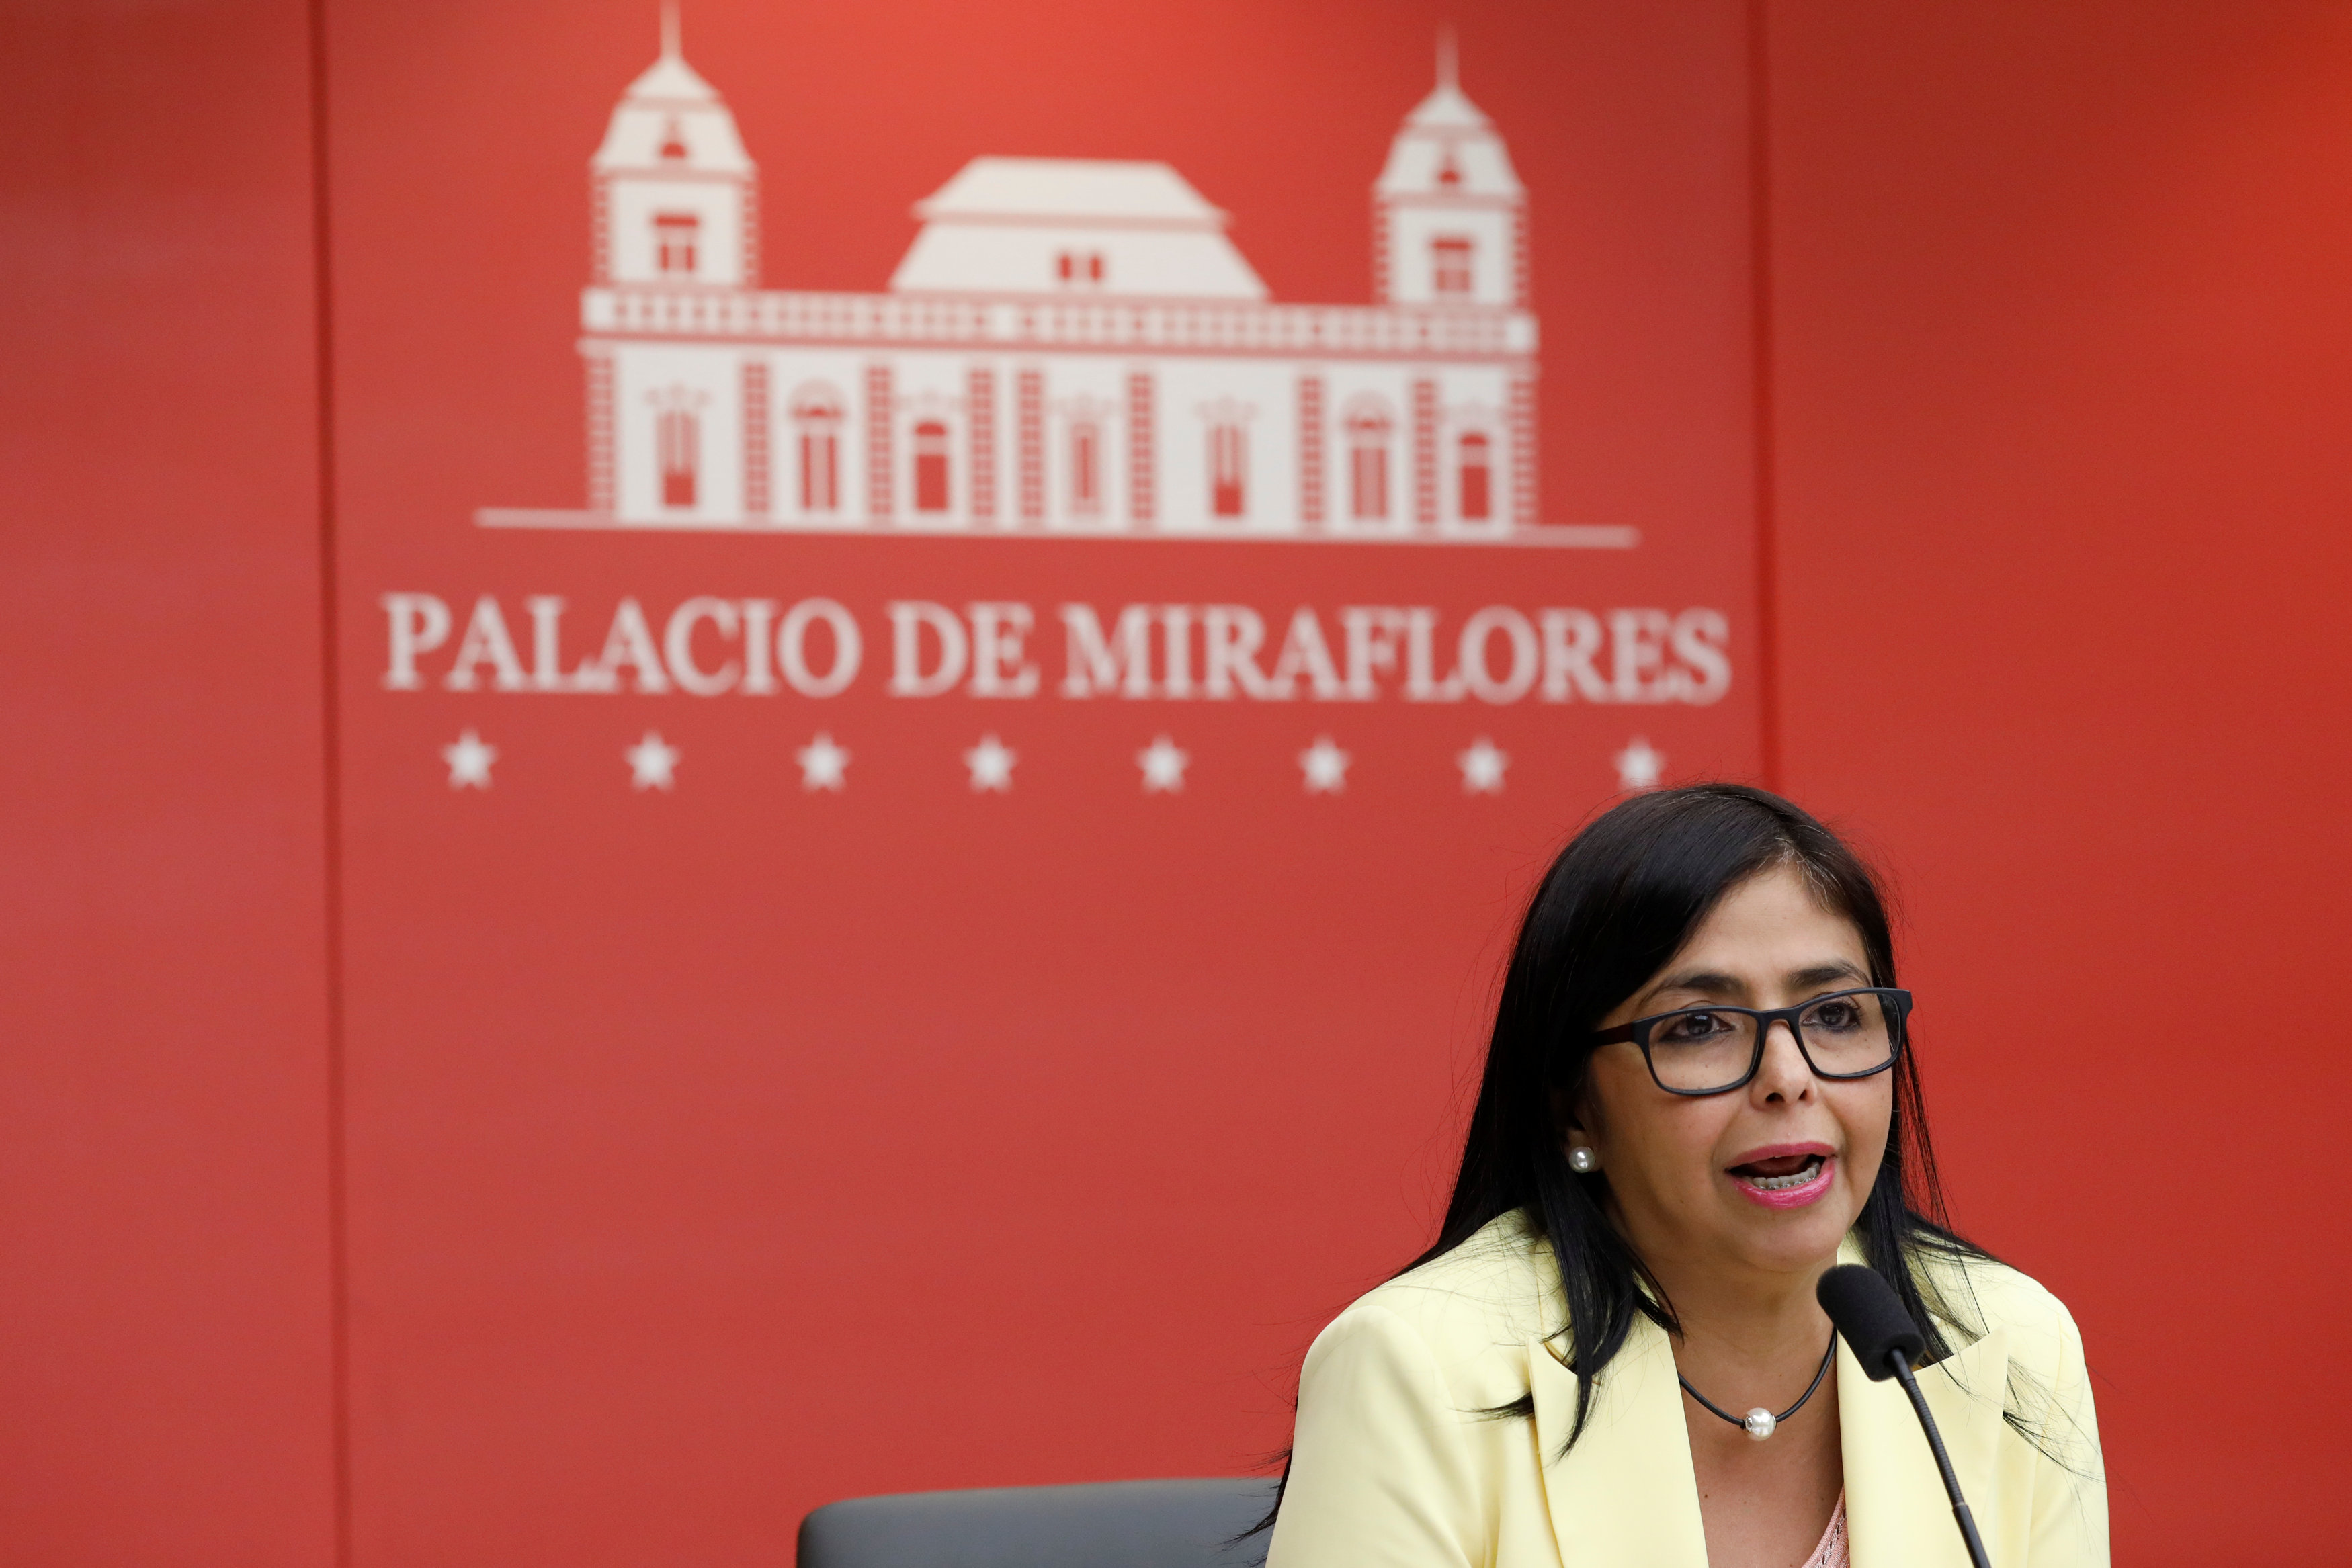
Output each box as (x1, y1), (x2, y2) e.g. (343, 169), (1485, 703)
(1677, 1332), (1837, 1441)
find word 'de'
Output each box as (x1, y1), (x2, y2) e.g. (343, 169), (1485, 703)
(381, 593), (1730, 706)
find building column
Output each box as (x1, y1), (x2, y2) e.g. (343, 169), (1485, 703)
(968, 365), (997, 525)
(1126, 369), (1156, 528)
(1017, 367), (1045, 525)
(864, 362), (894, 521)
(741, 359), (771, 519)
(1411, 376), (1439, 528)
(740, 178), (762, 288)
(585, 349), (615, 515)
(1510, 205), (1529, 308)
(1508, 369), (1538, 530)
(1298, 372), (1325, 529)
(590, 175), (613, 286)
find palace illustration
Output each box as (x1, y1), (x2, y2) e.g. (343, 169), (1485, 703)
(480, 20), (1583, 545)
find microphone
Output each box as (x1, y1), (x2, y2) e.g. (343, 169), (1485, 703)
(1816, 1264), (1992, 1568)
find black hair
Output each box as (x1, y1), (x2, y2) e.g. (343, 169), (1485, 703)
(1248, 784), (2061, 1548)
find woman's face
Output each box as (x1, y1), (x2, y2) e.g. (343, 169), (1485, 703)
(1572, 861), (1894, 1287)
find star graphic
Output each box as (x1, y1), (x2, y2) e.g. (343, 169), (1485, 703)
(1298, 735), (1351, 794)
(1136, 734), (1189, 793)
(442, 728), (496, 789)
(1457, 736), (1508, 795)
(796, 732), (849, 792)
(626, 730), (681, 791)
(964, 733), (1017, 793)
(1615, 736), (1666, 792)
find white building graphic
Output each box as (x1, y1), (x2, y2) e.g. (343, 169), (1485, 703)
(482, 21), (1632, 548)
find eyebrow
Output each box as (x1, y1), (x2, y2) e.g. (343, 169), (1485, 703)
(1646, 959), (1870, 1000)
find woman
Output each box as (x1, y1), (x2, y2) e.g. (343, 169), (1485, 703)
(1265, 785), (2105, 1567)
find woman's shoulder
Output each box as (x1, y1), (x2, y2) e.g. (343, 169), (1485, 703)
(1919, 1244), (2087, 1372)
(1310, 1209), (1562, 1376)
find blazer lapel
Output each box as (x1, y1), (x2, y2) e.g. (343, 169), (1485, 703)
(1530, 1314), (1712, 1568)
(1840, 1323), (2011, 1568)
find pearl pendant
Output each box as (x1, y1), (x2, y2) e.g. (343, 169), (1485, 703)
(1742, 1407), (1776, 1441)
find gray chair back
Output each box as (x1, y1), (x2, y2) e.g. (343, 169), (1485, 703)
(798, 1477), (1278, 1568)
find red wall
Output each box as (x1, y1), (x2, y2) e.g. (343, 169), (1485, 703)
(1767, 3), (2352, 1558)
(0, 2), (339, 1565)
(4, 3), (2347, 1565)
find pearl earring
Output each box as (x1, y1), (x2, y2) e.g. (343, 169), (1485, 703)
(1568, 1147), (1599, 1174)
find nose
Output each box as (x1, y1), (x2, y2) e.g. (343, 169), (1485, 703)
(1752, 1016), (1814, 1102)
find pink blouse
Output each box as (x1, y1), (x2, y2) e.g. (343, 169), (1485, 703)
(1802, 1495), (1849, 1568)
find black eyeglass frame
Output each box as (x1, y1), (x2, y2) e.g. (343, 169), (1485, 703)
(1587, 986), (1915, 1098)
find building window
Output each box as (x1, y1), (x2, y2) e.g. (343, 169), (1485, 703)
(1431, 234), (1473, 299)
(913, 419), (952, 513)
(1458, 431), (1492, 521)
(1056, 250), (1106, 286)
(1347, 400), (1393, 521)
(655, 212), (700, 276)
(791, 384), (843, 513)
(1208, 423), (1247, 518)
(1070, 420), (1101, 515)
(653, 393), (700, 509)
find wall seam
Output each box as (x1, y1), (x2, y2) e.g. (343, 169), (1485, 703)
(304, 0), (355, 1562)
(1748, 0), (1784, 791)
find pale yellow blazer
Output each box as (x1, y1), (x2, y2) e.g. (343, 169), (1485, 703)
(1267, 1211), (2105, 1567)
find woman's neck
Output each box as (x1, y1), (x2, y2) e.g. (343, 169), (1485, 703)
(1657, 1259), (1831, 1366)
(1609, 1203), (1835, 1364)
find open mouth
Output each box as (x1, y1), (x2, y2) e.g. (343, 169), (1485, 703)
(1729, 1152), (1829, 1192)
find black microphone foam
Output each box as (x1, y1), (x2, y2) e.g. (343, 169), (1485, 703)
(1816, 1264), (1925, 1382)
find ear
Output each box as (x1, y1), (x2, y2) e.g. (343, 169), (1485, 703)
(1550, 1078), (1598, 1153)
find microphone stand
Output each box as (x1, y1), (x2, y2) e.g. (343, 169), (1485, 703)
(1888, 1348), (1994, 1568)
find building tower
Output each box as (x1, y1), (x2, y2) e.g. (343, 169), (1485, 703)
(590, 6), (758, 288)
(1372, 35), (1526, 308)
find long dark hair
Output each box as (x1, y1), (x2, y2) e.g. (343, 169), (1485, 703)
(1413, 781), (1982, 1446)
(1251, 784), (2023, 1545)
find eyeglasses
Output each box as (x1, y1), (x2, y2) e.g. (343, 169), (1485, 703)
(1587, 987), (1913, 1097)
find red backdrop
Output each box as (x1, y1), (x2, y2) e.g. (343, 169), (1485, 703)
(3, 1), (2347, 1565)
(1766, 4), (2352, 1556)
(0, 2), (339, 1564)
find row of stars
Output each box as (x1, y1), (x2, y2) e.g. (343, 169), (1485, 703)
(439, 729), (1671, 795)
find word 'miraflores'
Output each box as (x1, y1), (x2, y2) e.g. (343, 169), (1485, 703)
(380, 593), (1732, 706)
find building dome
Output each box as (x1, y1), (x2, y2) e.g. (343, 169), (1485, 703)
(1375, 56), (1524, 201)
(591, 10), (753, 176)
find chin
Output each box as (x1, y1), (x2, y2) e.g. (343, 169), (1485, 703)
(1721, 1180), (1860, 1264)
